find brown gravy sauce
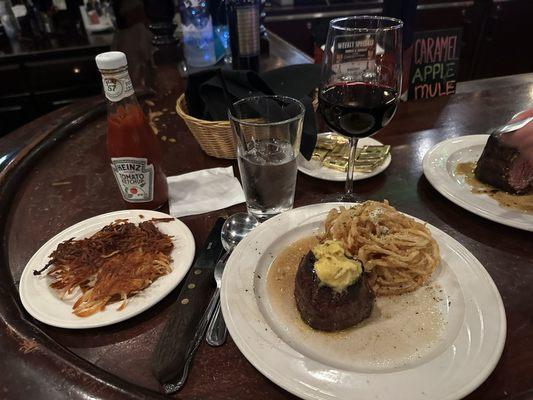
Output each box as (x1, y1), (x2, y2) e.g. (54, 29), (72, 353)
(266, 236), (446, 370)
(456, 162), (533, 213)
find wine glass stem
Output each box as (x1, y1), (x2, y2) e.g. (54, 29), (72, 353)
(344, 137), (359, 196)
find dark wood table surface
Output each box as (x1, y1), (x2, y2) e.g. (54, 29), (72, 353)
(1, 32), (532, 400)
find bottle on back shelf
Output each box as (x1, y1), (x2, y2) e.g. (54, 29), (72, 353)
(226, 0), (260, 71)
(178, 0), (217, 67)
(95, 51), (168, 210)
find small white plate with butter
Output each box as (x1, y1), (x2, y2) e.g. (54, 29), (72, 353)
(298, 134), (391, 182)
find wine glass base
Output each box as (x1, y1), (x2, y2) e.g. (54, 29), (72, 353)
(320, 192), (358, 203)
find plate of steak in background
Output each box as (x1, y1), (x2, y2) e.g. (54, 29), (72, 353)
(423, 134), (533, 231)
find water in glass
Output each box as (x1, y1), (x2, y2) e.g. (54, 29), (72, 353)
(237, 138), (297, 220)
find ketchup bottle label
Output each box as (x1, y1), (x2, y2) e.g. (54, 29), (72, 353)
(101, 70), (134, 102)
(110, 157), (154, 202)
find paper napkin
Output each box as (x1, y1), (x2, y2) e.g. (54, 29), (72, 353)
(167, 166), (245, 218)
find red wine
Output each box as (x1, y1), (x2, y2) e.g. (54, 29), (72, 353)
(319, 82), (398, 138)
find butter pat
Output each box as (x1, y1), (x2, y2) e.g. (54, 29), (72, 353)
(312, 240), (363, 292)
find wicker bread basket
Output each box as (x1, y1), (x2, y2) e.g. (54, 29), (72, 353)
(176, 92), (318, 159)
(176, 94), (237, 159)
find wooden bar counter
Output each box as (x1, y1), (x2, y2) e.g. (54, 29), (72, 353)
(0, 31), (532, 400)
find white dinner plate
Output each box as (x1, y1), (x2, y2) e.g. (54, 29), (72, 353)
(423, 134), (533, 231)
(19, 210), (195, 329)
(221, 203), (506, 400)
(298, 135), (391, 181)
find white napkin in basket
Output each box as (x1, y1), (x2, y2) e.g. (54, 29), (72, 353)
(167, 166), (245, 218)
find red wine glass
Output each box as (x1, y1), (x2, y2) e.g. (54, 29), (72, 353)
(319, 16), (403, 201)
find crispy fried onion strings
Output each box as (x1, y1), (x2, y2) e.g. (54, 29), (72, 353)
(323, 201), (440, 296)
(34, 220), (173, 317)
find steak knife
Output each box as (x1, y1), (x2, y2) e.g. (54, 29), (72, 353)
(151, 217), (225, 393)
(490, 116), (533, 135)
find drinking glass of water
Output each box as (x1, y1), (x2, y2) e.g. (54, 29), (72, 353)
(229, 96), (305, 221)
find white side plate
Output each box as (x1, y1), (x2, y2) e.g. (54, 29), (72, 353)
(423, 134), (533, 231)
(221, 203), (506, 400)
(298, 135), (391, 182)
(19, 210), (195, 329)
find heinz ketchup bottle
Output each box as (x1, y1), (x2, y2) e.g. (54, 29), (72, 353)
(95, 51), (168, 210)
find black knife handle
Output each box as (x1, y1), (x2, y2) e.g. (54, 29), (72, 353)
(152, 267), (215, 383)
(151, 218), (225, 386)
(162, 291), (219, 394)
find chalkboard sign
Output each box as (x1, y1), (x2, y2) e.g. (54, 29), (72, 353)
(408, 29), (462, 100)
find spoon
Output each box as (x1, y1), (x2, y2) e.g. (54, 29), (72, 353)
(206, 213), (259, 347)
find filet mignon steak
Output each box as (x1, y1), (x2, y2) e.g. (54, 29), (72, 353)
(294, 251), (374, 332)
(474, 133), (533, 194)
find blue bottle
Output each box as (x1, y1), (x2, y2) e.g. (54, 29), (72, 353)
(179, 0), (216, 67)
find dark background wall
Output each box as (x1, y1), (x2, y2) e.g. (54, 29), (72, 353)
(265, 0), (533, 81)
(1, 0), (532, 136)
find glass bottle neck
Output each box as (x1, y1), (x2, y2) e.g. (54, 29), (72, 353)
(99, 65), (136, 105)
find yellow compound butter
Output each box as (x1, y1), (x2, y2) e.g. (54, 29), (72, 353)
(312, 240), (362, 292)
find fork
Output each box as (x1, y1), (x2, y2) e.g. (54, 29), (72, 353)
(206, 251), (231, 346)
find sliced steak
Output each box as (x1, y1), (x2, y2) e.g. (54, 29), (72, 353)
(474, 133), (533, 194)
(294, 251), (374, 332)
